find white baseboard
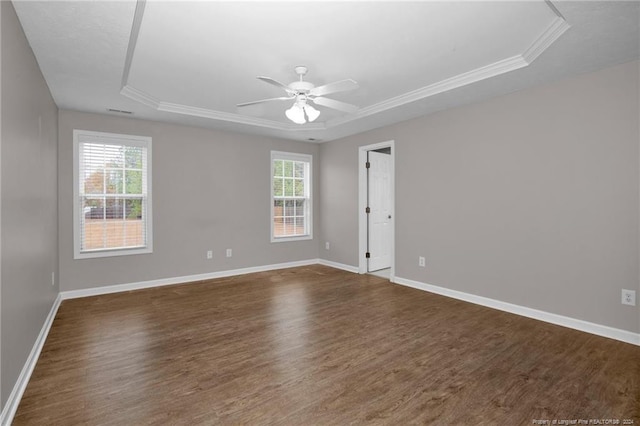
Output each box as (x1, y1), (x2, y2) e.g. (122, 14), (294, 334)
(317, 259), (359, 274)
(394, 276), (640, 346)
(60, 259), (319, 300)
(0, 294), (62, 425)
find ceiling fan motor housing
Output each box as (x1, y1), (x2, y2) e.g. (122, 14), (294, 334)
(288, 81), (314, 94)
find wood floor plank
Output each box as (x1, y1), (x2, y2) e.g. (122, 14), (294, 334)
(13, 265), (640, 425)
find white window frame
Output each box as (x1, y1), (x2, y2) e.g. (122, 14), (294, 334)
(73, 129), (153, 259)
(270, 151), (313, 243)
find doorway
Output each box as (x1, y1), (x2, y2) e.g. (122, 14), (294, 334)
(358, 141), (395, 281)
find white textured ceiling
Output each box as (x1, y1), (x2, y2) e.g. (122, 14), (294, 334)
(12, 1), (640, 142)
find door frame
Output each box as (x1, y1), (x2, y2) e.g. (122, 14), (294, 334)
(358, 140), (395, 281)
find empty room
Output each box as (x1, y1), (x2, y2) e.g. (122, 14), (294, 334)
(1, 0), (639, 424)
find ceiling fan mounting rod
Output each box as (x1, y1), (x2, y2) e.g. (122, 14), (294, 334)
(294, 65), (308, 79)
(289, 66), (314, 93)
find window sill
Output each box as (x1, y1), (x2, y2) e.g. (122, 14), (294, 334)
(271, 235), (313, 243)
(74, 246), (153, 260)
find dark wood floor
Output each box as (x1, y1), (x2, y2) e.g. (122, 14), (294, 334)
(14, 265), (640, 425)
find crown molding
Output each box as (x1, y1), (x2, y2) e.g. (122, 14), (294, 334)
(120, 84), (159, 109)
(121, 0), (569, 133)
(347, 55), (529, 123)
(158, 101), (326, 131)
(523, 16), (571, 63)
(158, 101), (289, 129)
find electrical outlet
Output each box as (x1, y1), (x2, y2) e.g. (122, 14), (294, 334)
(226, 249), (232, 258)
(206, 250), (213, 260)
(621, 289), (636, 306)
(325, 242), (330, 250)
(418, 256), (426, 267)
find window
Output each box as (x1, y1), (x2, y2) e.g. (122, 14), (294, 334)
(271, 151), (312, 242)
(73, 130), (152, 259)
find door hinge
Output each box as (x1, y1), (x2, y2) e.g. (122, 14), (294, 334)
(365, 252), (370, 259)
(365, 207), (370, 214)
(365, 161), (370, 169)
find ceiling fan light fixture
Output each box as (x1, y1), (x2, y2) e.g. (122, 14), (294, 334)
(285, 103), (306, 124)
(304, 104), (320, 122)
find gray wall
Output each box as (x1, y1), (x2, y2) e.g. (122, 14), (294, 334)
(58, 110), (320, 291)
(1, 1), (59, 409)
(320, 61), (640, 334)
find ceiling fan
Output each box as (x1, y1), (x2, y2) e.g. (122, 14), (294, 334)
(237, 66), (359, 124)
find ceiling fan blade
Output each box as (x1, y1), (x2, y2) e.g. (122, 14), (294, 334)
(257, 76), (293, 93)
(311, 97), (358, 113)
(236, 96), (293, 108)
(309, 79), (359, 97)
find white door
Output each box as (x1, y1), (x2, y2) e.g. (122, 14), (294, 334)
(368, 151), (392, 271)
